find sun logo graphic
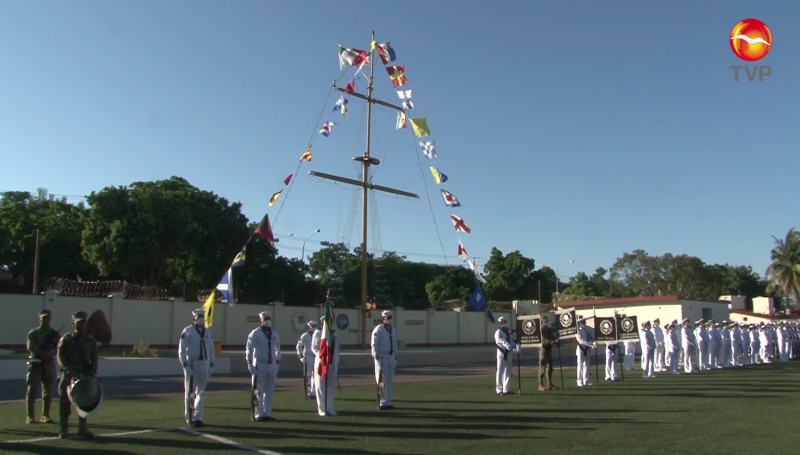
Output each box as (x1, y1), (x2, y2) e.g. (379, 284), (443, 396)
(730, 19), (772, 61)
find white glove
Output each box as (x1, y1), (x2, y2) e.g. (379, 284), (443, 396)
(514, 346), (520, 354)
(248, 365), (256, 375)
(592, 342), (597, 349)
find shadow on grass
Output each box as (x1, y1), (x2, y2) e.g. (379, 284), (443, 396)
(0, 445), (134, 455)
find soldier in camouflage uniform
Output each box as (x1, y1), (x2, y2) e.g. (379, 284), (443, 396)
(26, 309), (60, 424)
(56, 311), (99, 439)
(538, 316), (560, 391)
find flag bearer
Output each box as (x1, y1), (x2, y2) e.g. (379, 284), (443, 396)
(313, 316), (339, 416)
(296, 321), (317, 399)
(494, 316), (519, 394)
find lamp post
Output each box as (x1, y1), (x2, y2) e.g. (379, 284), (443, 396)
(543, 259), (575, 294)
(289, 229), (321, 262)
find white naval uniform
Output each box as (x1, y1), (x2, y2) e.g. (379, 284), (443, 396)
(749, 330), (760, 364)
(778, 327), (788, 361)
(741, 330), (751, 365)
(759, 329), (771, 363)
(695, 326), (709, 370)
(668, 329), (681, 375)
(624, 341), (636, 370)
(605, 343), (620, 381)
(681, 326), (696, 374)
(730, 328), (741, 367)
(664, 329), (673, 368)
(372, 323), (398, 407)
(642, 329), (656, 378)
(494, 327), (517, 393)
(652, 325), (665, 372)
(246, 327), (281, 419)
(576, 327), (595, 386)
(312, 329), (339, 416)
(709, 327), (722, 369)
(721, 328), (732, 367)
(296, 331), (317, 398)
(179, 324), (216, 423)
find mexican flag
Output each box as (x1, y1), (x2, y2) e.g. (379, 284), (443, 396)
(318, 301), (335, 379)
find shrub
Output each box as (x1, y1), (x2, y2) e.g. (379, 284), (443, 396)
(124, 342), (159, 358)
(86, 310), (113, 346)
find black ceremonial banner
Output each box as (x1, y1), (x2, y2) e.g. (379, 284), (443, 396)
(617, 315), (639, 341)
(517, 316), (542, 346)
(556, 308), (577, 337)
(595, 317), (617, 342)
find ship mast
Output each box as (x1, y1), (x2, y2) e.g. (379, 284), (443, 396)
(309, 31), (419, 349)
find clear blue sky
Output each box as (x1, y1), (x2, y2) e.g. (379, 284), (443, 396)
(1, 1), (798, 281)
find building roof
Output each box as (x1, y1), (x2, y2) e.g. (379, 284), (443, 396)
(729, 309), (800, 320)
(555, 295), (730, 308)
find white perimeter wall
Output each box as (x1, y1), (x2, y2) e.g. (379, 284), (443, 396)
(0, 292), (513, 348)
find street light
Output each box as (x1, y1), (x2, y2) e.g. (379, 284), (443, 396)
(289, 229), (321, 262)
(543, 260), (575, 294)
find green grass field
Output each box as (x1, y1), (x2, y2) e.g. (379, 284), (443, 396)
(1, 363), (798, 454)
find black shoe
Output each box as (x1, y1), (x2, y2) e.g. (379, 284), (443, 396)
(379, 405), (391, 410)
(502, 392), (512, 396)
(191, 420), (205, 428)
(264, 416), (275, 421)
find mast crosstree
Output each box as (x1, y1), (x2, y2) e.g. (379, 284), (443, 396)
(309, 31), (419, 350)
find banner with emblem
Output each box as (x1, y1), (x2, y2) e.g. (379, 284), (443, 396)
(595, 317), (618, 342)
(516, 315), (542, 346)
(617, 315), (639, 341)
(555, 307), (577, 337)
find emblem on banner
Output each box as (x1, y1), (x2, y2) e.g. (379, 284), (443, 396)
(559, 312), (573, 328)
(600, 319), (614, 336)
(621, 317), (634, 333)
(522, 320), (537, 336)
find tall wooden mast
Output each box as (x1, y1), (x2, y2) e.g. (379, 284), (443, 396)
(310, 31), (419, 349)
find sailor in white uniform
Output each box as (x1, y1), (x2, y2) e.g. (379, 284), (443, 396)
(312, 316), (339, 416)
(641, 321), (656, 378)
(652, 319), (665, 372)
(296, 321), (318, 399)
(494, 316), (519, 394)
(681, 318), (696, 374)
(179, 308), (216, 427)
(668, 322), (681, 375)
(623, 340), (636, 370)
(576, 317), (596, 387)
(371, 310), (398, 410)
(246, 311), (281, 421)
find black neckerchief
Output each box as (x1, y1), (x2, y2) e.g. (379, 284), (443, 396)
(384, 324), (393, 355)
(194, 326), (206, 360)
(260, 327), (272, 362)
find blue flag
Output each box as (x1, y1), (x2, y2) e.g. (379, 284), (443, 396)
(216, 268), (231, 304)
(468, 283), (486, 312)
(231, 247), (246, 268)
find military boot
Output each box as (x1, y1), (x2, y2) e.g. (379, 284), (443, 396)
(538, 377), (546, 391)
(78, 417), (94, 438)
(59, 417), (69, 439)
(41, 400), (53, 423)
(26, 401), (35, 424)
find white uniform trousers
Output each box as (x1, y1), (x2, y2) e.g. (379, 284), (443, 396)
(731, 343), (741, 367)
(654, 344), (665, 371)
(496, 352), (513, 393)
(374, 355), (397, 406)
(760, 344), (770, 364)
(642, 347), (654, 378)
(254, 361), (277, 419)
(697, 341), (708, 370)
(780, 339), (789, 361)
(623, 343), (635, 370)
(184, 359), (209, 423)
(303, 355), (317, 398)
(709, 345), (720, 369)
(669, 350), (680, 375)
(750, 343), (759, 364)
(724, 343), (732, 367)
(605, 351), (617, 381)
(682, 345), (694, 373)
(314, 365), (337, 416)
(576, 347), (591, 386)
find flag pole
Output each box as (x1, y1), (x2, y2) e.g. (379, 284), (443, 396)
(593, 307), (599, 385)
(557, 344), (564, 391)
(515, 306), (521, 395)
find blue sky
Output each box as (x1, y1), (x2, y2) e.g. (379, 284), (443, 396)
(1, 1), (798, 282)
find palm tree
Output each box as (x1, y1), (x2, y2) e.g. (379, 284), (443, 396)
(765, 228), (800, 310)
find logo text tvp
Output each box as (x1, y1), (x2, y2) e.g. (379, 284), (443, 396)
(730, 66), (771, 81)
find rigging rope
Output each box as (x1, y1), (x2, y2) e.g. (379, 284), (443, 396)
(412, 138), (450, 267)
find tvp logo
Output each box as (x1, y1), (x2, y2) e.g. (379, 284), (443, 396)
(729, 19), (772, 82)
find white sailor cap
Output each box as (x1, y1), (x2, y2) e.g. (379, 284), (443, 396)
(307, 320), (318, 327)
(681, 318), (690, 324)
(671, 319), (679, 325)
(497, 316), (508, 323)
(653, 318), (660, 323)
(381, 310), (393, 318)
(192, 309), (205, 317)
(259, 311), (271, 319)
(696, 319), (704, 325)
(641, 320), (650, 327)
(577, 316), (586, 324)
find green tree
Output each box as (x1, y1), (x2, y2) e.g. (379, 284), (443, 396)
(425, 266), (474, 308)
(81, 177), (249, 287)
(0, 189), (98, 285)
(765, 228), (800, 309)
(482, 247), (536, 301)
